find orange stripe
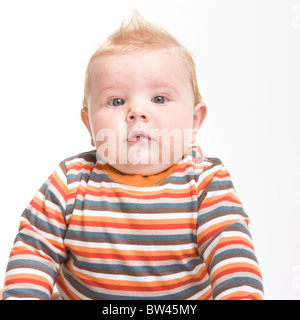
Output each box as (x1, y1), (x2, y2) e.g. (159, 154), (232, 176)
(220, 291), (263, 300)
(50, 172), (67, 202)
(5, 278), (52, 292)
(201, 194), (242, 208)
(211, 266), (262, 283)
(56, 277), (80, 300)
(198, 219), (241, 248)
(70, 215), (195, 224)
(197, 288), (213, 300)
(66, 163), (94, 172)
(31, 197), (65, 224)
(102, 162), (179, 187)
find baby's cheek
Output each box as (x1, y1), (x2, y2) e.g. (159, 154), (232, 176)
(94, 129), (118, 164)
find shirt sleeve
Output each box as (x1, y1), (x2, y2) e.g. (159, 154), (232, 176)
(196, 160), (264, 300)
(2, 161), (69, 300)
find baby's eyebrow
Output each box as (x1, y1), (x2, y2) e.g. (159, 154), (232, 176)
(150, 83), (179, 95)
(97, 82), (180, 96)
(98, 85), (124, 94)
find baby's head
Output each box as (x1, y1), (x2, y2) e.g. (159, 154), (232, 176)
(81, 12), (207, 175)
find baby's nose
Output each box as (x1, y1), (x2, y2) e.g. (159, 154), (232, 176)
(126, 105), (149, 122)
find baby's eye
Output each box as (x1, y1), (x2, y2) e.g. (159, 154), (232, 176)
(108, 98), (125, 107)
(151, 96), (169, 104)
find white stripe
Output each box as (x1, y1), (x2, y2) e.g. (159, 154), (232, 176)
(199, 213), (247, 231)
(34, 228), (65, 244)
(221, 230), (252, 242)
(56, 165), (67, 184)
(74, 209), (196, 220)
(83, 194), (194, 204)
(5, 268), (54, 284)
(206, 187), (237, 198)
(198, 163), (223, 181)
(199, 200), (243, 216)
(214, 285), (263, 300)
(35, 191), (62, 213)
(5, 297), (40, 300)
(36, 190), (45, 202)
(66, 157), (95, 166)
(67, 225), (193, 235)
(63, 238), (197, 251)
(68, 180), (86, 190)
(88, 180), (196, 192)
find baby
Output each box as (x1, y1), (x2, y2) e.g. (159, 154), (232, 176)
(2, 12), (263, 300)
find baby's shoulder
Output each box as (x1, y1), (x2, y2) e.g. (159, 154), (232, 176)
(61, 149), (97, 176)
(64, 149), (97, 162)
(184, 145), (224, 174)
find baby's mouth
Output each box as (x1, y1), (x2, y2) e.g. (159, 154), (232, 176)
(128, 134), (148, 142)
(127, 131), (151, 143)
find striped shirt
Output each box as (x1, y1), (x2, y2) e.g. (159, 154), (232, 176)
(3, 145), (263, 300)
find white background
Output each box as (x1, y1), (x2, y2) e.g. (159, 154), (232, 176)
(0, 0), (299, 300)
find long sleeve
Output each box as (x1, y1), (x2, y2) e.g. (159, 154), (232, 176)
(196, 160), (264, 300)
(2, 161), (69, 300)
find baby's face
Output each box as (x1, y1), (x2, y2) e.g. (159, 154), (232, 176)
(82, 49), (206, 175)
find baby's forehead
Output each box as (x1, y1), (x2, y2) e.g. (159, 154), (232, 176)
(90, 50), (190, 91)
(91, 49), (189, 80)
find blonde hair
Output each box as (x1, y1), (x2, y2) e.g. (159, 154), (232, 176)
(82, 11), (202, 109)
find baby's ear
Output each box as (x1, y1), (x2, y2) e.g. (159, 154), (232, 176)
(192, 102), (207, 142)
(81, 108), (95, 147)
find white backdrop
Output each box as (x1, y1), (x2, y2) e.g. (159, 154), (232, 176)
(0, 0), (299, 300)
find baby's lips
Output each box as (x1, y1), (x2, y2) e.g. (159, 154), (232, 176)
(128, 134), (148, 142)
(127, 130), (151, 142)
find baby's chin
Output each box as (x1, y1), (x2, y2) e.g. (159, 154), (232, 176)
(108, 162), (175, 176)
